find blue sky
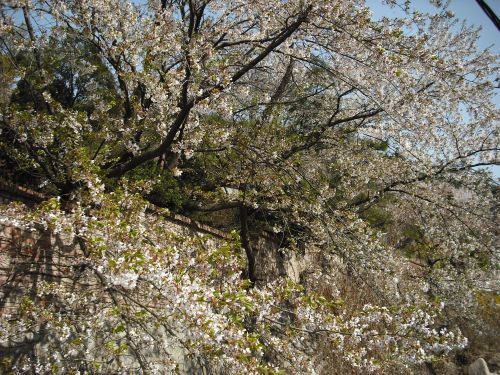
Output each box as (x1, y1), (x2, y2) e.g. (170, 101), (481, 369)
(366, 0), (499, 53)
(366, 0), (499, 180)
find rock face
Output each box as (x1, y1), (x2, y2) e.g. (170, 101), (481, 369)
(431, 361), (460, 375)
(487, 353), (500, 373)
(468, 358), (492, 375)
(249, 233), (314, 284)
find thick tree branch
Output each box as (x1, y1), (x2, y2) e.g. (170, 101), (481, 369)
(106, 103), (193, 177)
(239, 205), (257, 284)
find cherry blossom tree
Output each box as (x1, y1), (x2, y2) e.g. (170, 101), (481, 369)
(0, 0), (498, 373)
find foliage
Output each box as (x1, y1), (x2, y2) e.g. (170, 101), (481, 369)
(124, 160), (186, 210)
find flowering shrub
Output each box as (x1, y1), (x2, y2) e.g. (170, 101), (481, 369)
(0, 194), (468, 373)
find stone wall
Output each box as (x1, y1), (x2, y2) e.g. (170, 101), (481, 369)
(0, 221), (81, 315)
